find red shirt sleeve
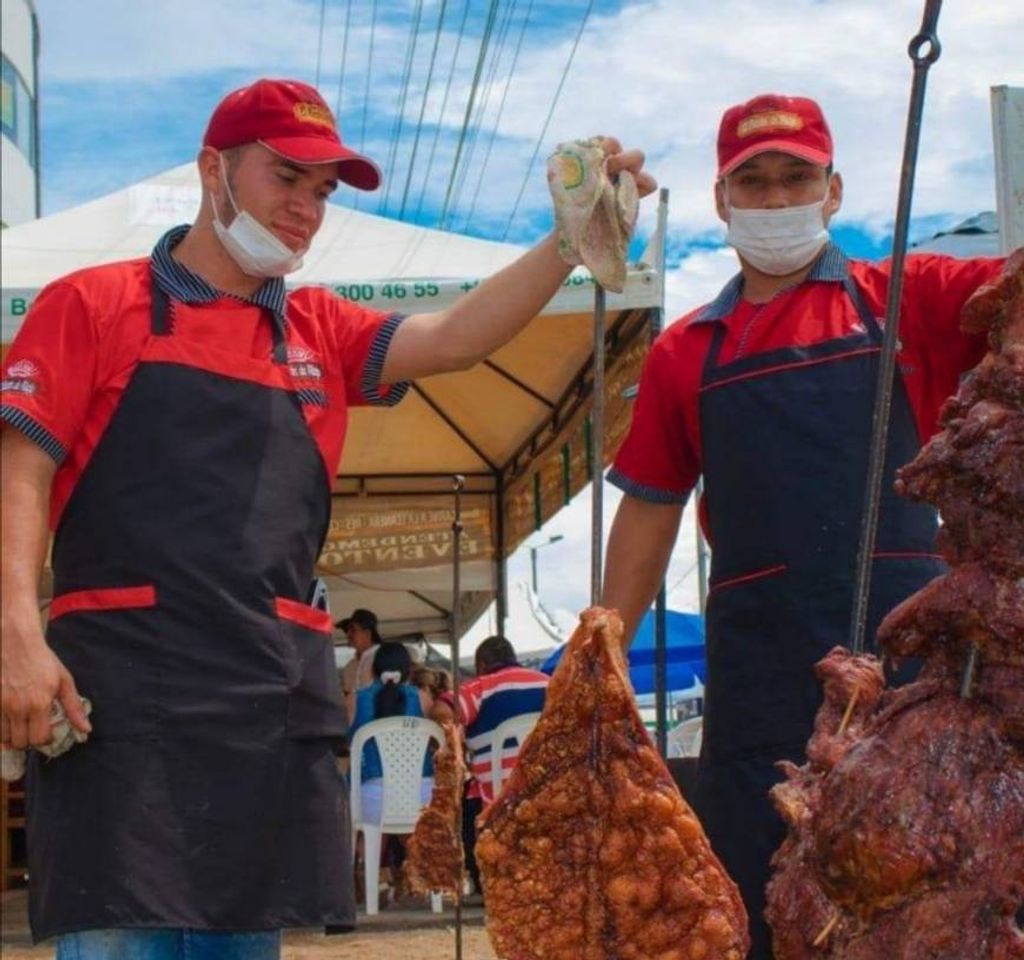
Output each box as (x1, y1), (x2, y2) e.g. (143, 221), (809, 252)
(456, 678), (483, 728)
(898, 254), (1004, 439)
(608, 327), (700, 503)
(1, 280), (98, 462)
(326, 295), (411, 408)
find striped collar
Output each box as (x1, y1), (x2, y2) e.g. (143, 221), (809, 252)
(150, 224), (287, 319)
(693, 242), (850, 324)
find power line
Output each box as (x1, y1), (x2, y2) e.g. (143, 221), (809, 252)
(461, 0), (533, 232)
(314, 0), (327, 89)
(443, 0), (519, 231)
(437, 0), (501, 228)
(413, 0), (472, 222)
(356, 0), (379, 211)
(501, 0), (595, 241)
(334, 0), (353, 120)
(378, 0), (426, 215)
(398, 0), (450, 220)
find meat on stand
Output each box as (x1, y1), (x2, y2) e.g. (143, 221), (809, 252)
(765, 252), (1024, 959)
(476, 608), (750, 960)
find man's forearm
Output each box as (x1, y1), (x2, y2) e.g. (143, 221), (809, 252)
(602, 495), (684, 647)
(381, 234), (572, 383)
(437, 233), (571, 369)
(1, 428), (55, 641)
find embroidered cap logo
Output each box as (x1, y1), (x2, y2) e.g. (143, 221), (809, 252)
(292, 102), (335, 130)
(736, 111), (805, 139)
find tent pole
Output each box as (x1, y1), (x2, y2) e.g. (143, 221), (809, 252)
(495, 473), (508, 634)
(450, 474), (465, 960)
(653, 187), (671, 753)
(591, 284), (606, 606)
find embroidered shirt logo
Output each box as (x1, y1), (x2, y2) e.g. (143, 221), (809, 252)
(1, 359), (39, 394)
(5, 360), (39, 379)
(737, 111), (804, 139)
(286, 345), (324, 383)
(293, 102), (335, 130)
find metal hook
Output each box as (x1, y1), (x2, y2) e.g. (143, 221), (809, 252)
(909, 0), (943, 65)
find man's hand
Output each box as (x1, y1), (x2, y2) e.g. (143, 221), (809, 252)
(598, 136), (658, 198)
(1, 623), (90, 749)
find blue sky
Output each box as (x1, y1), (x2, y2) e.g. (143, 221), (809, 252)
(29, 0), (1023, 625)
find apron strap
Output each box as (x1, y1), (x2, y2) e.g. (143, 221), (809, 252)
(151, 282), (173, 336)
(701, 321), (729, 381)
(269, 311), (288, 365)
(842, 276), (884, 340)
(149, 274), (289, 365)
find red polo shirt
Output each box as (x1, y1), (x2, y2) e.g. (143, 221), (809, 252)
(1, 257), (404, 529)
(609, 250), (1004, 512)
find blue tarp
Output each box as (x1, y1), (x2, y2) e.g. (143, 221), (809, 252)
(541, 609), (706, 695)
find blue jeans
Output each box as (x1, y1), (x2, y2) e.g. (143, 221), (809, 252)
(55, 929), (281, 960)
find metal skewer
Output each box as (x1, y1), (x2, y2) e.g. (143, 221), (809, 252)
(849, 0), (944, 655)
(591, 284), (606, 606)
(450, 474), (465, 960)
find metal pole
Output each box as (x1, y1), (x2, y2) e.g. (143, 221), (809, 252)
(652, 187), (671, 754)
(695, 476), (708, 615)
(591, 285), (606, 605)
(849, 0), (943, 654)
(654, 586), (668, 755)
(450, 474), (465, 960)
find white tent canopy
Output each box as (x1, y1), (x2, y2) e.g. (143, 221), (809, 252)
(2, 163), (664, 644)
(2, 162), (659, 336)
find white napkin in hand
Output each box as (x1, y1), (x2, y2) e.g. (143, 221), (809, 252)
(1, 697), (93, 781)
(547, 137), (639, 293)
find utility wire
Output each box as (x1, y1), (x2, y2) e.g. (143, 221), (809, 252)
(398, 0), (450, 220)
(461, 0), (533, 232)
(334, 0), (353, 120)
(413, 0), (472, 222)
(379, 0), (426, 214)
(443, 0), (518, 231)
(437, 0), (502, 228)
(501, 0), (595, 241)
(356, 0), (379, 210)
(314, 0), (327, 89)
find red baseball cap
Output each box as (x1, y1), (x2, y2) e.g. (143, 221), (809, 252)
(716, 94), (833, 179)
(203, 78), (381, 191)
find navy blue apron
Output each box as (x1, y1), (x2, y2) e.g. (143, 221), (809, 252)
(691, 277), (944, 959)
(27, 280), (353, 940)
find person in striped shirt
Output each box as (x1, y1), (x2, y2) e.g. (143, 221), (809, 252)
(433, 635), (550, 896)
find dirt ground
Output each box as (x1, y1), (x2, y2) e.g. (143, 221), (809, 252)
(0, 928), (499, 960)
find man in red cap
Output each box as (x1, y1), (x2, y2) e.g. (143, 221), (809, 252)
(603, 93), (1007, 958)
(0, 78), (653, 957)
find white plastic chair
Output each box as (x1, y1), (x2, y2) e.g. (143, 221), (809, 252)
(488, 711), (542, 799)
(666, 715), (704, 759)
(350, 715), (445, 915)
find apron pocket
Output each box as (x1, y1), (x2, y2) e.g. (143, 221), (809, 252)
(46, 585), (161, 739)
(275, 597), (347, 741)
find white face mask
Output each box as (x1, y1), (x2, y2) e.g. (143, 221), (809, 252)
(725, 199), (829, 276)
(212, 161), (305, 277)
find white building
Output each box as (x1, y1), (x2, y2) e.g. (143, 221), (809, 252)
(1, 0), (40, 227)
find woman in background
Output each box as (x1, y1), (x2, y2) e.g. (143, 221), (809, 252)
(348, 643), (434, 902)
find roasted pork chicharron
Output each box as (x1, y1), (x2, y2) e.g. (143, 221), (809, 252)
(766, 252), (1024, 959)
(476, 608), (749, 960)
(405, 721), (466, 897)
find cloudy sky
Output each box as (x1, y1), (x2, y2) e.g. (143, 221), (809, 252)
(31, 0), (1022, 635)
